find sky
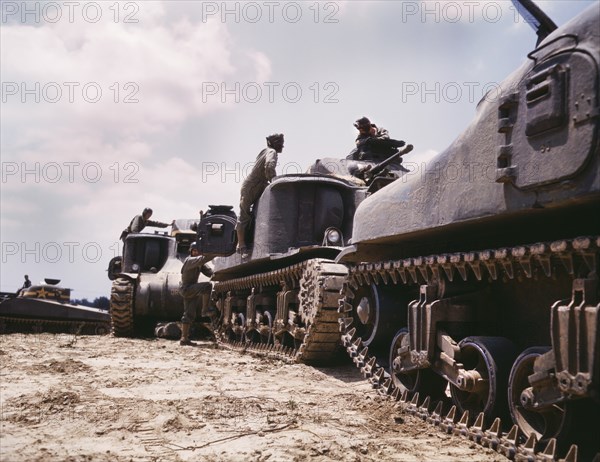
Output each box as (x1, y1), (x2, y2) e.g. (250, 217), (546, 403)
(1, 0), (597, 299)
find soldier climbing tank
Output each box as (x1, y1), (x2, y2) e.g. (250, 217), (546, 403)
(208, 147), (412, 364)
(335, 1), (599, 460)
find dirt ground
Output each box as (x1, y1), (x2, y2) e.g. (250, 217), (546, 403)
(0, 333), (507, 462)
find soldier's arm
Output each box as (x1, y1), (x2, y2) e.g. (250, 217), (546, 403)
(264, 149), (278, 181)
(146, 219), (171, 228)
(201, 264), (214, 277)
(376, 127), (390, 139)
(183, 255), (210, 270)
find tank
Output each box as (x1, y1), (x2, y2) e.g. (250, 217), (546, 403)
(336, 2), (599, 458)
(209, 149), (411, 364)
(107, 218), (211, 336)
(0, 278), (110, 335)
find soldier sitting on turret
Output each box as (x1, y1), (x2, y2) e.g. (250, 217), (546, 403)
(348, 117), (406, 163)
(17, 274), (31, 296)
(235, 133), (285, 258)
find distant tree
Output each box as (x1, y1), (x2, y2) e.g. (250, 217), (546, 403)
(93, 296), (110, 310)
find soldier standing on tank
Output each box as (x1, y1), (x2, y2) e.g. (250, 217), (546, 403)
(235, 133), (285, 258)
(179, 242), (213, 346)
(349, 117), (405, 162)
(120, 208), (174, 242)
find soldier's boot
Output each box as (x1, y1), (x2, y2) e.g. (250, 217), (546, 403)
(179, 323), (196, 346)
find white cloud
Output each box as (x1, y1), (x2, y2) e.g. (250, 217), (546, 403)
(0, 13), (259, 141)
(0, 2), (272, 294)
(1, 0), (593, 296)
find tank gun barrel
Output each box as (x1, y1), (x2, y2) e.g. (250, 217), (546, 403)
(369, 144), (413, 177)
(358, 144), (413, 184)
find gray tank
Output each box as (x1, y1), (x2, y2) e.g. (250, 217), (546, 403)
(337, 2), (599, 458)
(107, 218), (211, 336)
(0, 278), (110, 335)
(209, 150), (411, 364)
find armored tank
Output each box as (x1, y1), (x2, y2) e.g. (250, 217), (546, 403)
(337, 2), (599, 458)
(107, 218), (210, 336)
(209, 148), (412, 364)
(0, 278), (110, 334)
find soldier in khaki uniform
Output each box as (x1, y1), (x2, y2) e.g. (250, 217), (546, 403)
(349, 117), (405, 163)
(120, 208), (173, 242)
(235, 134), (285, 256)
(179, 242), (213, 346)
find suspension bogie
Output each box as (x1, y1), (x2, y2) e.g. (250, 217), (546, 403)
(342, 237), (599, 457)
(213, 259), (347, 364)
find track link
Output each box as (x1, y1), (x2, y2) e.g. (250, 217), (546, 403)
(110, 277), (136, 337)
(339, 236), (599, 462)
(213, 258), (347, 364)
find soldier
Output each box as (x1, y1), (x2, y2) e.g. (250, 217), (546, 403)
(17, 274), (31, 295)
(235, 133), (284, 257)
(179, 242), (213, 346)
(120, 208), (173, 241)
(348, 117), (405, 162)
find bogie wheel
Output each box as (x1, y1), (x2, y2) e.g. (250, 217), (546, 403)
(508, 346), (600, 455)
(449, 336), (518, 425)
(94, 323), (111, 336)
(389, 328), (448, 400)
(260, 310), (273, 344)
(228, 312), (245, 343)
(348, 283), (405, 359)
(349, 284), (378, 346)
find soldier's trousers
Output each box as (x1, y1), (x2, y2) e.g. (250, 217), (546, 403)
(180, 282), (212, 324)
(236, 180), (267, 233)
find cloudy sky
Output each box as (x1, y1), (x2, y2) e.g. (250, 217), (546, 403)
(1, 0), (596, 299)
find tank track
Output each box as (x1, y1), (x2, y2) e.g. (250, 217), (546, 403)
(0, 315), (110, 335)
(339, 236), (599, 462)
(213, 258), (347, 365)
(109, 277), (136, 337)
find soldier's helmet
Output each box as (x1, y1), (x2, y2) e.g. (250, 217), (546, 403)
(354, 117), (371, 129)
(143, 207), (153, 215)
(190, 242), (199, 252)
(266, 133), (284, 148)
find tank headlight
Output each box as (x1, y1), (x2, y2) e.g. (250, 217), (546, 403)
(326, 228), (341, 245)
(132, 263), (140, 272)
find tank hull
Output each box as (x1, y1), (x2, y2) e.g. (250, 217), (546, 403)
(108, 223), (210, 337)
(337, 5), (600, 459)
(0, 298), (109, 323)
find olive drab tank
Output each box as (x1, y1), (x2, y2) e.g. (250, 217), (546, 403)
(0, 278), (111, 335)
(206, 147), (412, 364)
(335, 2), (600, 459)
(107, 218), (211, 336)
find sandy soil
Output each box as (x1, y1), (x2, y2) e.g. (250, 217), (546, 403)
(0, 333), (506, 462)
